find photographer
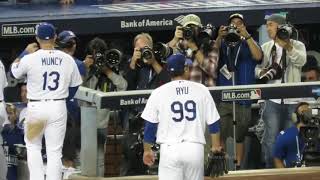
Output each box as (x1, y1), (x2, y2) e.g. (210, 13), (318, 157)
(83, 37), (127, 176)
(126, 33), (170, 90)
(214, 13), (262, 170)
(168, 14), (218, 87)
(255, 14), (306, 168)
(272, 102), (309, 168)
(120, 33), (170, 175)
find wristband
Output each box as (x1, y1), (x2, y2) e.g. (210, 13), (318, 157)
(18, 50), (29, 59)
(245, 35), (252, 40)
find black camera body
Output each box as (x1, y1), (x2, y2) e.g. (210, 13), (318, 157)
(182, 26), (195, 40)
(224, 24), (241, 47)
(299, 107), (320, 166)
(276, 24), (293, 40)
(139, 43), (173, 64)
(300, 109), (320, 153)
(90, 49), (122, 75)
(140, 46), (154, 62)
(153, 42), (173, 63)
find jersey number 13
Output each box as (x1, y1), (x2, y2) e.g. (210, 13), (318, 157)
(42, 71), (60, 91)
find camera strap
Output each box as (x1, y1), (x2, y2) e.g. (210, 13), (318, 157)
(296, 135), (304, 165)
(281, 49), (287, 83)
(226, 44), (241, 72)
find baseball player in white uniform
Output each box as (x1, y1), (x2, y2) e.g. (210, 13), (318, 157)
(142, 53), (222, 180)
(11, 22), (82, 180)
(0, 59), (8, 180)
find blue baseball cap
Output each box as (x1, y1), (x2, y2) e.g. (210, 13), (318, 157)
(35, 22), (56, 40)
(167, 53), (189, 72)
(57, 30), (76, 43)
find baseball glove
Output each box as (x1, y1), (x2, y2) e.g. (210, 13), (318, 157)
(204, 150), (228, 178)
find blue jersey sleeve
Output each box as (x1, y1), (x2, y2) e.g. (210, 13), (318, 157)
(75, 58), (86, 76)
(144, 121), (158, 144)
(208, 120), (220, 134)
(272, 133), (286, 160)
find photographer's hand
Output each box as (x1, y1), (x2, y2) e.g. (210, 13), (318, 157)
(168, 26), (183, 49)
(275, 37), (293, 52)
(237, 25), (250, 39)
(217, 26), (228, 39)
(130, 48), (141, 70)
(25, 43), (39, 54)
(259, 68), (269, 77)
(84, 55), (94, 69)
(102, 66), (113, 77)
(214, 26), (228, 50)
(174, 26), (183, 40)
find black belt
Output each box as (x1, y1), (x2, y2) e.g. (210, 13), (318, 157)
(29, 98), (65, 102)
(0, 100), (2, 103)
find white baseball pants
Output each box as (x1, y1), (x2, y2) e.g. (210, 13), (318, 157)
(25, 100), (67, 180)
(159, 142), (204, 180)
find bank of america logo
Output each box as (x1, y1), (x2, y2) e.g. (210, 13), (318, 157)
(174, 15), (185, 25)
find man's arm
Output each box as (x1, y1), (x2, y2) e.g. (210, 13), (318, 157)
(237, 25), (263, 61)
(103, 67), (128, 91)
(167, 26), (183, 49)
(246, 38), (263, 61)
(208, 120), (221, 151)
(143, 121), (158, 166)
(272, 132), (287, 168)
(275, 38), (306, 67)
(13, 43), (39, 64)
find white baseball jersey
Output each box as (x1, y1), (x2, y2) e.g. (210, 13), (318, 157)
(141, 80), (220, 145)
(11, 49), (82, 99)
(0, 60), (7, 101)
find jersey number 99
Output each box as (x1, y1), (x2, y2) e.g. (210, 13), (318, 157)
(171, 100), (196, 122)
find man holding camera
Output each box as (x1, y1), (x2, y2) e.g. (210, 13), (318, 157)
(255, 14), (306, 168)
(121, 33), (170, 175)
(214, 13), (262, 170)
(126, 33), (171, 90)
(83, 37), (128, 176)
(168, 14), (218, 87)
(272, 102), (309, 168)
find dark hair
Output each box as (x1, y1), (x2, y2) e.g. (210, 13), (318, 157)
(87, 37), (108, 55)
(302, 55), (319, 73)
(169, 71), (185, 78)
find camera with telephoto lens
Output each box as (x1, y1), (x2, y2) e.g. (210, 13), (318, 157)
(259, 63), (283, 82)
(140, 43), (173, 64)
(90, 49), (122, 75)
(276, 24), (293, 40)
(299, 107), (320, 166)
(224, 24), (241, 47)
(153, 42), (173, 63)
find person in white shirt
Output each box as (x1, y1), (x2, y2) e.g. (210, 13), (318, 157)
(10, 22), (82, 180)
(0, 59), (8, 180)
(255, 14), (306, 168)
